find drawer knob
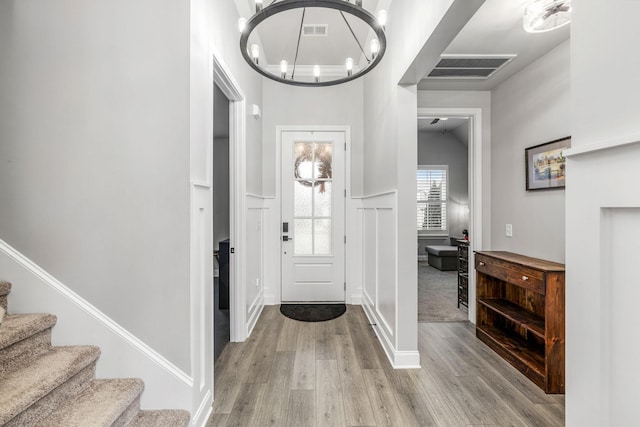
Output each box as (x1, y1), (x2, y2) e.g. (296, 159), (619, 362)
(522, 275), (529, 281)
(479, 261), (485, 266)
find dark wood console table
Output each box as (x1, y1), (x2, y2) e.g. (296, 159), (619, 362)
(475, 251), (565, 393)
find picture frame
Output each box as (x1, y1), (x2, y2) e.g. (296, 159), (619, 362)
(525, 136), (571, 191)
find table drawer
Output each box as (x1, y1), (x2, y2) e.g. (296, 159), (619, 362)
(475, 253), (545, 294)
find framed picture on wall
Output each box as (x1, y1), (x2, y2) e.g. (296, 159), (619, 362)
(525, 136), (571, 191)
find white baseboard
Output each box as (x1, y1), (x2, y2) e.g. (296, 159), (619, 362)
(246, 291), (264, 336)
(348, 293), (362, 305)
(192, 390), (213, 427)
(0, 239), (194, 412)
(361, 300), (421, 369)
(263, 294), (278, 305)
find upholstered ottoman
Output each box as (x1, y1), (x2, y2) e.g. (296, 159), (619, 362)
(425, 245), (458, 271)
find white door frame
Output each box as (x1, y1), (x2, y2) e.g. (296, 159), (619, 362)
(417, 108), (483, 323)
(275, 125), (351, 303)
(213, 54), (247, 342)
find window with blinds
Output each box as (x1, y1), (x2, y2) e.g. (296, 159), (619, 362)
(417, 166), (448, 232)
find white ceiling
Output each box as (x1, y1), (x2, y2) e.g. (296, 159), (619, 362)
(418, 0), (570, 91)
(241, 0), (381, 72)
(236, 0), (570, 89)
(418, 117), (469, 147)
(418, 117), (468, 133)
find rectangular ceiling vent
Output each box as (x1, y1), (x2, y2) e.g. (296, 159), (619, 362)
(427, 55), (516, 79)
(302, 24), (328, 36)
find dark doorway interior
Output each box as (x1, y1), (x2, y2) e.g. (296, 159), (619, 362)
(213, 83), (230, 361)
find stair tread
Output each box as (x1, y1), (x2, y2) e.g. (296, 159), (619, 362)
(0, 345), (101, 425)
(37, 378), (144, 427)
(0, 281), (10, 296)
(0, 313), (56, 350)
(130, 409), (191, 427)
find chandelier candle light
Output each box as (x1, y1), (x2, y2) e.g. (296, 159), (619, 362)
(239, 0), (387, 87)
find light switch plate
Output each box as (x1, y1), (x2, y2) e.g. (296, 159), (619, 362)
(506, 224), (513, 237)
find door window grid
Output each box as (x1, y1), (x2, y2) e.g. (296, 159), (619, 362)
(293, 141), (333, 255)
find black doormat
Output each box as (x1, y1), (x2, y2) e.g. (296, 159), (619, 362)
(280, 304), (347, 322)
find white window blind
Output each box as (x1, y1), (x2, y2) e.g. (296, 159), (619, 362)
(417, 166), (448, 232)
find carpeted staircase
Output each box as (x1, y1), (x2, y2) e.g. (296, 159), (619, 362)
(0, 281), (190, 426)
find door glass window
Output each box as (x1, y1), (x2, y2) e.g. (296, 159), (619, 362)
(293, 141), (333, 255)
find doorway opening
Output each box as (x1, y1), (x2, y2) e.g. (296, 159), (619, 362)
(213, 83), (230, 361)
(417, 116), (470, 322)
(416, 108), (483, 325)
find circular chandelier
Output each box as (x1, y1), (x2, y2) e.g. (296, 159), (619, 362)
(239, 0), (387, 87)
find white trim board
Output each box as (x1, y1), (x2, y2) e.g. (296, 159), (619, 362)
(564, 133), (640, 158)
(213, 52), (248, 344)
(0, 239), (192, 410)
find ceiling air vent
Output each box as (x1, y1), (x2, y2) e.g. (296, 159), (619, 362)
(427, 55), (516, 79)
(302, 24), (328, 36)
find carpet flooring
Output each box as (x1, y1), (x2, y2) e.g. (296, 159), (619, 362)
(418, 261), (468, 322)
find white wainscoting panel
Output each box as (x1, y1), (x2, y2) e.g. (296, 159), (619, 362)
(346, 198), (364, 304)
(189, 182), (214, 426)
(261, 198), (279, 305)
(363, 209), (377, 308)
(376, 208), (396, 340)
(600, 208), (640, 425)
(356, 191), (414, 367)
(246, 194), (267, 336)
(565, 140), (640, 426)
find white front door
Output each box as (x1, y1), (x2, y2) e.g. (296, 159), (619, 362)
(281, 130), (346, 302)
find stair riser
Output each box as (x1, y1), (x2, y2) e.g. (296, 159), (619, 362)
(0, 329), (52, 377)
(6, 362), (96, 427)
(112, 395), (142, 427)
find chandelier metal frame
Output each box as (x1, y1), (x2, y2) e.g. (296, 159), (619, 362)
(239, 0), (387, 87)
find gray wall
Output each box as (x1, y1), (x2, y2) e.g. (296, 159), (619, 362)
(0, 0), (191, 370)
(491, 40), (570, 263)
(418, 127), (469, 237)
(417, 127), (469, 256)
(262, 79), (364, 197)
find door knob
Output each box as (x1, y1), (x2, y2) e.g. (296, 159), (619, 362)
(283, 235), (293, 242)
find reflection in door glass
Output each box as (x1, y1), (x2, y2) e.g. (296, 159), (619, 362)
(294, 142), (314, 180)
(314, 182), (331, 217)
(294, 181), (312, 217)
(314, 219), (332, 255)
(314, 143), (333, 179)
(294, 219), (313, 255)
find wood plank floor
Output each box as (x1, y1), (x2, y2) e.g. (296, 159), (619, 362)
(208, 305), (564, 426)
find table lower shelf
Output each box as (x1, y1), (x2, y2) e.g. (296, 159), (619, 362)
(476, 324), (545, 391)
